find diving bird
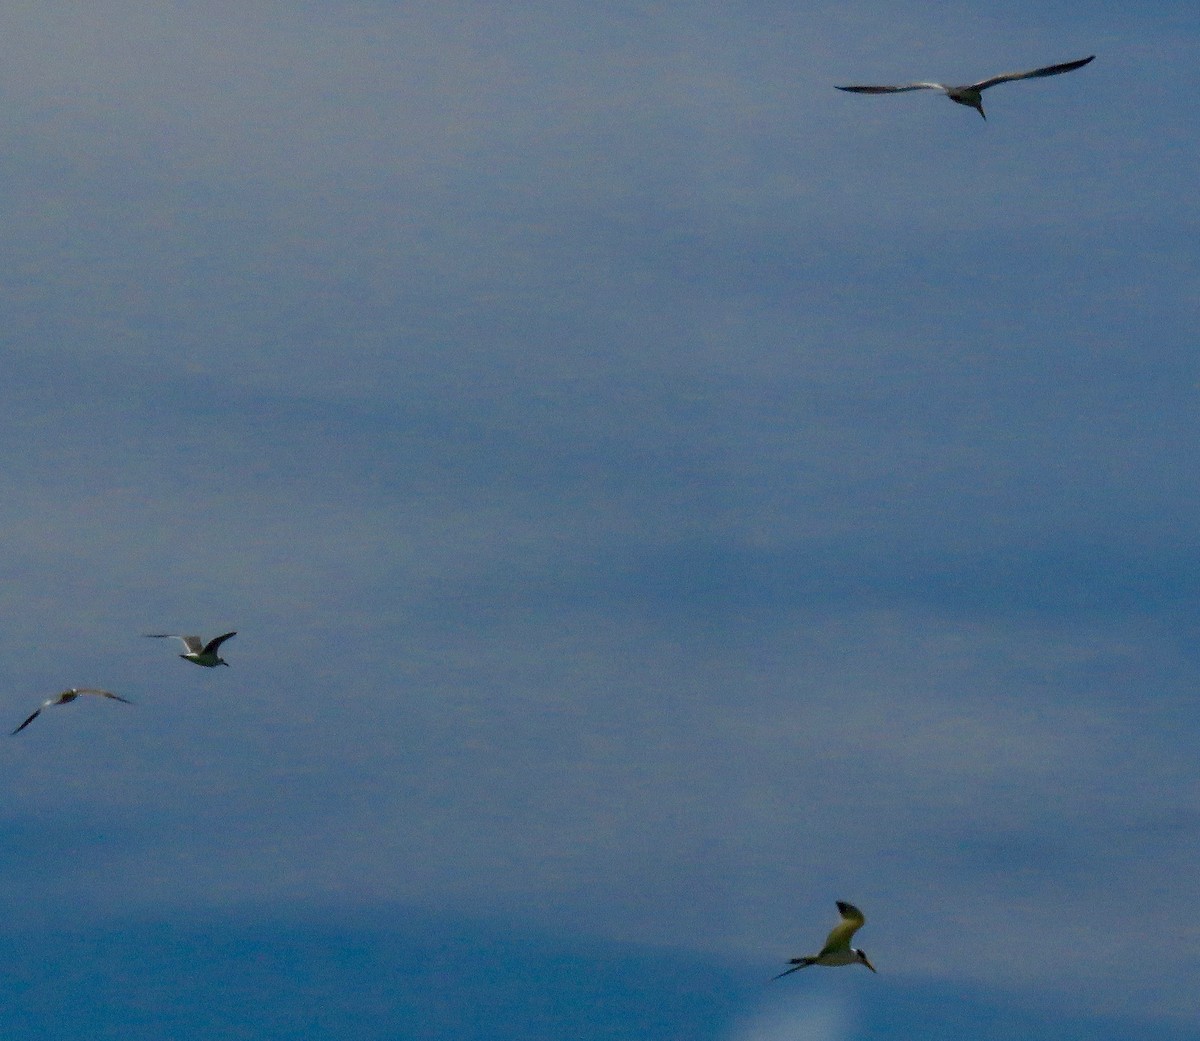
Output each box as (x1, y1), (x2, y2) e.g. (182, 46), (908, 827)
(836, 55), (1094, 119)
(144, 631), (237, 667)
(11, 688), (133, 735)
(773, 901), (876, 979)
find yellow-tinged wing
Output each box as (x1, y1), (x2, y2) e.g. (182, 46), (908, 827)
(817, 901), (865, 957)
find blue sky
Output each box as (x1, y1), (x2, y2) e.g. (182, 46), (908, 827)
(1, 1), (1198, 1038)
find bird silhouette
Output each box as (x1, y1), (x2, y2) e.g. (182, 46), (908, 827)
(11, 688), (133, 735)
(837, 55), (1094, 119)
(144, 632), (237, 667)
(774, 901), (876, 979)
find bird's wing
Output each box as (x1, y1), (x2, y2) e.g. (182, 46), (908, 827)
(78, 689), (133, 704)
(971, 55), (1094, 91)
(817, 902), (866, 956)
(836, 82), (945, 94)
(145, 634), (205, 654)
(11, 706), (45, 734)
(203, 632), (237, 654)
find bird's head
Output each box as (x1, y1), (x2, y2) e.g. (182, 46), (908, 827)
(854, 949), (877, 973)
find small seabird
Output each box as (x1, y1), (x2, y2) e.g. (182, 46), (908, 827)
(836, 55), (1094, 119)
(11, 688), (133, 735)
(144, 631), (237, 667)
(773, 901), (876, 979)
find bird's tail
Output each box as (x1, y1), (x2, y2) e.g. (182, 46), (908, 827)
(771, 958), (815, 981)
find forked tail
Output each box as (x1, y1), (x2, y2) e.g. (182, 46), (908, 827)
(771, 957), (816, 981)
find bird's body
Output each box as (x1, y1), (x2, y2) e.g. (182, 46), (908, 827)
(774, 901), (876, 979)
(837, 55), (1094, 119)
(144, 631), (237, 667)
(11, 688), (133, 735)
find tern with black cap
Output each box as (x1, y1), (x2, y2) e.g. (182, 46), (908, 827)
(144, 631), (237, 667)
(774, 901), (877, 979)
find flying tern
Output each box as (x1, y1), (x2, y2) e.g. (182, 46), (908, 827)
(11, 688), (133, 735)
(144, 631), (237, 667)
(836, 55), (1094, 119)
(773, 901), (876, 979)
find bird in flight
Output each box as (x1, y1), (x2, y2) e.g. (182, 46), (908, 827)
(836, 55), (1094, 119)
(773, 901), (876, 979)
(11, 688), (133, 735)
(144, 631), (237, 667)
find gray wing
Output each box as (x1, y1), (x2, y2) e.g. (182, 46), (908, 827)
(145, 634), (204, 654)
(203, 632), (237, 655)
(76, 688), (133, 705)
(971, 55), (1094, 91)
(836, 82), (945, 94)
